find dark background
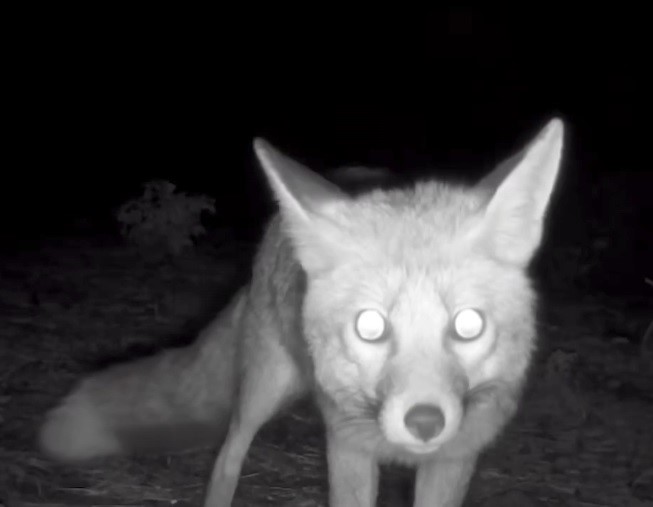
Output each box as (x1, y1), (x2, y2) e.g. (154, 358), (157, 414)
(4, 6), (649, 294)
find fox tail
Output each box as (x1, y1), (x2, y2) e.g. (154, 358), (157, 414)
(38, 291), (244, 462)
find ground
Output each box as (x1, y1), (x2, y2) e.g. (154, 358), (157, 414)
(1, 235), (651, 506)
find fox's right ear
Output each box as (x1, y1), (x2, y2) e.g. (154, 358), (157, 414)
(253, 138), (352, 273)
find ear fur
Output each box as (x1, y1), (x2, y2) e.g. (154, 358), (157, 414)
(475, 118), (565, 265)
(253, 138), (352, 273)
(254, 118), (565, 272)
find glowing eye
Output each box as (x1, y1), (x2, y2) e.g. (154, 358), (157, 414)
(355, 309), (387, 341)
(453, 308), (485, 340)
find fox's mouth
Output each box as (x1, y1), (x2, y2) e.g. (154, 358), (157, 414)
(464, 381), (502, 408)
(392, 383), (504, 456)
(329, 380), (506, 456)
(402, 441), (442, 455)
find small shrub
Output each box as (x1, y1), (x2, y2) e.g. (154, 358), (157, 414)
(116, 179), (215, 259)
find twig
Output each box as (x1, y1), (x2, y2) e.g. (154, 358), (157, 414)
(642, 318), (653, 359)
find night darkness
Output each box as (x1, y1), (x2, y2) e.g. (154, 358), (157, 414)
(2, 6), (651, 507)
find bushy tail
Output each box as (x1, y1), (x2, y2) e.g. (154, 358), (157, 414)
(39, 291), (246, 462)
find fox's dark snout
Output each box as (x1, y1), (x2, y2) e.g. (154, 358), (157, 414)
(404, 403), (446, 442)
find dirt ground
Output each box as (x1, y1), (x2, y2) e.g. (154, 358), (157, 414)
(1, 236), (651, 506)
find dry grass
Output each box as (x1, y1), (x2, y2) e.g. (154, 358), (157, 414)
(1, 236), (652, 506)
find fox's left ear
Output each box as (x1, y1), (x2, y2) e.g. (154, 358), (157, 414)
(253, 138), (351, 273)
(475, 118), (565, 266)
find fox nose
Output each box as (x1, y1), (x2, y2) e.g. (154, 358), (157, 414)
(404, 403), (445, 442)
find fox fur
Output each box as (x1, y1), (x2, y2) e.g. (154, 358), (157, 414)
(39, 118), (565, 506)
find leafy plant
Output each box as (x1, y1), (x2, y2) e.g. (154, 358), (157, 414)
(116, 180), (215, 259)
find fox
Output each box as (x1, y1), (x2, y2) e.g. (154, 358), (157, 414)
(39, 117), (565, 507)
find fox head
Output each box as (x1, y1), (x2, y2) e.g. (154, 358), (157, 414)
(254, 119), (564, 459)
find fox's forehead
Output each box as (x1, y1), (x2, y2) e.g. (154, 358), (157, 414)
(350, 256), (495, 307)
(326, 179), (506, 305)
(341, 180), (488, 259)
